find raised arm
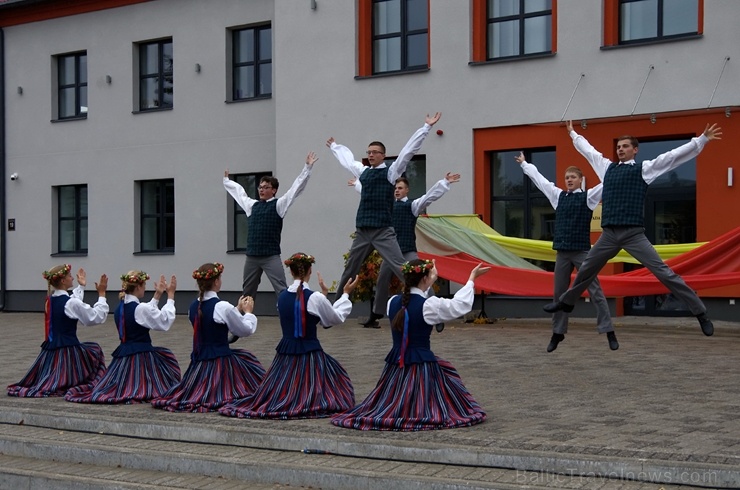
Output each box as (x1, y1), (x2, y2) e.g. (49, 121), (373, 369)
(307, 276), (358, 327)
(410, 172), (459, 216)
(566, 121), (611, 181)
(215, 298), (257, 338)
(275, 152), (317, 217)
(641, 123), (721, 185)
(327, 137), (367, 178)
(65, 273), (109, 326)
(422, 262), (490, 325)
(223, 169), (257, 215)
(516, 152), (562, 209)
(136, 275), (176, 331)
(387, 112), (441, 183)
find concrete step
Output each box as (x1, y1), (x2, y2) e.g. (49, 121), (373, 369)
(0, 420), (701, 490)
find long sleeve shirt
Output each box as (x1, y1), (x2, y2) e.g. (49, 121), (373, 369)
(386, 279), (476, 325)
(329, 123), (432, 184)
(122, 294), (176, 331)
(201, 291), (257, 338)
(520, 160), (602, 211)
(352, 177), (452, 216)
(52, 285), (108, 326)
(223, 163), (313, 218)
(286, 280), (353, 327)
(569, 130), (708, 185)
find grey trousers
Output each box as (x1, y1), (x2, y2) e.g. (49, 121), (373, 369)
(335, 227), (405, 302)
(242, 254), (287, 309)
(560, 227), (706, 316)
(373, 251), (418, 316)
(553, 250), (613, 334)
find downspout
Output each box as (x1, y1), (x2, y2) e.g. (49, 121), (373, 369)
(0, 28), (6, 310)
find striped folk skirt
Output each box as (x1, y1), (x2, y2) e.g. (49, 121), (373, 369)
(7, 343), (107, 398)
(64, 347), (181, 404)
(330, 357), (486, 431)
(219, 350), (354, 419)
(150, 349), (265, 413)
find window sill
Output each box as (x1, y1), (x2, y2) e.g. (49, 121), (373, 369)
(469, 52), (555, 66)
(132, 107), (173, 115)
(51, 115), (88, 123)
(225, 95), (272, 104)
(601, 34), (702, 50)
(134, 251), (175, 256)
(226, 249), (246, 254)
(51, 252), (88, 257)
(355, 66), (429, 80)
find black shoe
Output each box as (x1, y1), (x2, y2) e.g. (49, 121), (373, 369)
(361, 312), (383, 328)
(435, 323), (445, 333)
(606, 331), (619, 350)
(697, 314), (714, 336)
(546, 333), (565, 353)
(228, 334), (240, 344)
(543, 301), (574, 313)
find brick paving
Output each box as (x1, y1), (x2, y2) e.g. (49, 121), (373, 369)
(0, 311), (738, 488)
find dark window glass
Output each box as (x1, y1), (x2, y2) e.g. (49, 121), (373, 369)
(233, 25), (272, 100)
(57, 184), (88, 253)
(487, 0), (552, 60)
(57, 52), (87, 119)
(372, 0), (428, 74)
(140, 179), (175, 252)
(139, 40), (173, 110)
(619, 0), (698, 44)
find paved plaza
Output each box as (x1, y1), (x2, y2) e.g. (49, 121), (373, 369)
(0, 310), (738, 489)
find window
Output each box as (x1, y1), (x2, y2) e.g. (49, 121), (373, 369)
(228, 172), (272, 251)
(232, 25), (272, 101)
(55, 184), (88, 254)
(140, 179), (174, 252)
(358, 0), (429, 76)
(491, 148), (556, 240)
(138, 39), (173, 110)
(603, 0), (702, 47)
(487, 0), (553, 59)
(57, 52), (87, 119)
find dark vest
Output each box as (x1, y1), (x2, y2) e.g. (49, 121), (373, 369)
(553, 191), (592, 251)
(43, 295), (80, 349)
(112, 301), (154, 357)
(275, 288), (323, 354)
(188, 297), (232, 361)
(247, 200), (283, 256)
(392, 200), (417, 253)
(601, 162), (649, 227)
(386, 294), (436, 365)
(357, 167), (394, 228)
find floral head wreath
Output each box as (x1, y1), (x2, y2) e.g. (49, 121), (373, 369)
(401, 259), (434, 275)
(42, 264), (71, 283)
(120, 271), (150, 285)
(192, 262), (224, 281)
(284, 253), (315, 268)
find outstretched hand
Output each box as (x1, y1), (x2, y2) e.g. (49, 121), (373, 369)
(343, 275), (360, 295)
(317, 272), (330, 296)
(326, 137), (335, 148)
(238, 295), (254, 314)
(703, 123), (722, 141)
(445, 172), (461, 184)
(348, 177), (357, 187)
(166, 275), (177, 298)
(95, 274), (108, 296)
(306, 151), (319, 166)
(514, 152), (525, 164)
(425, 112), (442, 126)
(224, 169), (230, 178)
(565, 120), (574, 133)
(468, 263), (491, 282)
(76, 268), (87, 287)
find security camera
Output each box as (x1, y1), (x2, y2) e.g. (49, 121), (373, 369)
(10, 173), (19, 181)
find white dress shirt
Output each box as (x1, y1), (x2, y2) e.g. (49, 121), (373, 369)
(520, 160), (602, 211)
(386, 280), (476, 325)
(122, 294), (176, 331)
(52, 285), (108, 326)
(223, 163), (313, 218)
(286, 280), (353, 327)
(352, 177), (452, 216)
(200, 291), (257, 338)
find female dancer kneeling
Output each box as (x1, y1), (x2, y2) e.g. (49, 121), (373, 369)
(331, 259), (490, 431)
(220, 252), (358, 419)
(152, 262), (265, 412)
(8, 264), (108, 398)
(65, 271), (180, 403)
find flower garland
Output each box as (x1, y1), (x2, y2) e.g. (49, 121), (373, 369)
(120, 271), (150, 285)
(42, 264), (71, 283)
(284, 253), (315, 267)
(192, 262), (224, 280)
(401, 259), (434, 275)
